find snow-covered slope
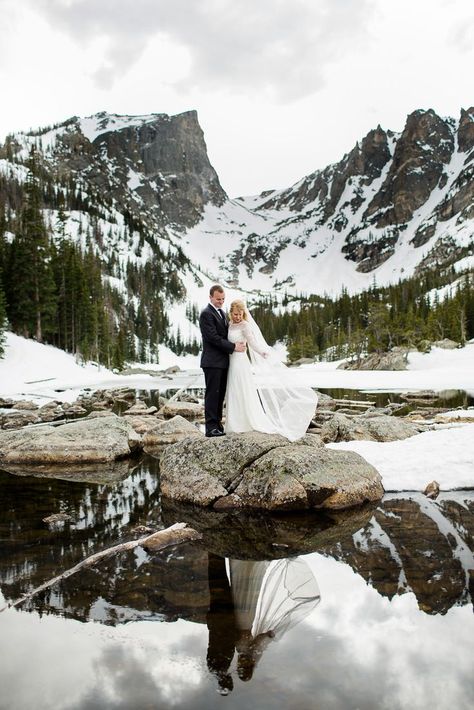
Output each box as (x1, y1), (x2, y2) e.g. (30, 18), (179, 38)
(178, 108), (474, 297)
(1, 106), (473, 341)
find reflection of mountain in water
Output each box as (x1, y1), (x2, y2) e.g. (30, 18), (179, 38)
(339, 493), (474, 614)
(0, 458), (472, 621)
(0, 461), (162, 605)
(164, 492), (473, 616)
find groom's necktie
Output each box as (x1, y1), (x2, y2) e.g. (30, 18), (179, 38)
(218, 309), (225, 322)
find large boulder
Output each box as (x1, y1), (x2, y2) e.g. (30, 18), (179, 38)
(160, 432), (383, 511)
(0, 413), (142, 464)
(338, 351), (407, 370)
(321, 412), (422, 443)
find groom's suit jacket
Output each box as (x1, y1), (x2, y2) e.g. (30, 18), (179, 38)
(200, 304), (235, 368)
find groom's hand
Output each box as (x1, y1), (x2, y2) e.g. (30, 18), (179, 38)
(235, 342), (246, 352)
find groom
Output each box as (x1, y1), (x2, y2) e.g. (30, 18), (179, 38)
(200, 284), (245, 437)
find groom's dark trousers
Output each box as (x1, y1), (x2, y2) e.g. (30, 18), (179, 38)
(200, 304), (235, 435)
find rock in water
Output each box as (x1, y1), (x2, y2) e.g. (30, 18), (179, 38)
(161, 401), (204, 419)
(160, 432), (383, 511)
(321, 412), (422, 443)
(0, 414), (142, 464)
(423, 481), (440, 499)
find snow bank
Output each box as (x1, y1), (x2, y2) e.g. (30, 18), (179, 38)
(297, 343), (474, 392)
(0, 333), (199, 403)
(327, 425), (474, 491)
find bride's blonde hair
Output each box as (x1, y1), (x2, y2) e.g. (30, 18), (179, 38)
(229, 299), (248, 320)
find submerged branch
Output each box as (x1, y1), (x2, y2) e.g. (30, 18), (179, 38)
(0, 522), (202, 613)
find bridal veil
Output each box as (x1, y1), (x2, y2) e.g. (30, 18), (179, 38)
(243, 306), (318, 441)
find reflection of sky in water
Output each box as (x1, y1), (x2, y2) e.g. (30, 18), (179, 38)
(1, 552), (473, 710)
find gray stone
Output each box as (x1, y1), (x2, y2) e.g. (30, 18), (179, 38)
(161, 401), (204, 419)
(432, 338), (459, 349)
(91, 401), (112, 411)
(124, 401), (158, 416)
(289, 357), (316, 366)
(423, 481), (440, 499)
(144, 415), (203, 446)
(119, 367), (162, 376)
(37, 404), (65, 422)
(315, 392), (337, 410)
(417, 339), (432, 353)
(13, 400), (39, 411)
(107, 387), (136, 401)
(86, 410), (117, 419)
(339, 352), (407, 371)
(177, 393), (201, 404)
(62, 405), (88, 418)
(0, 413), (142, 464)
(160, 432), (383, 511)
(126, 415), (164, 435)
(234, 446), (383, 511)
(321, 412), (421, 443)
(1, 411), (40, 429)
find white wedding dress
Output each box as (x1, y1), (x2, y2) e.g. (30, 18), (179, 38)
(225, 318), (317, 441)
(229, 557), (321, 640)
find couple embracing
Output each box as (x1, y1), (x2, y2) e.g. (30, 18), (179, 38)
(199, 284), (317, 440)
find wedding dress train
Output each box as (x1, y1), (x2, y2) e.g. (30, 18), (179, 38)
(225, 317), (317, 441)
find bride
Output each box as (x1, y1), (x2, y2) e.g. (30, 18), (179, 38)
(225, 300), (317, 441)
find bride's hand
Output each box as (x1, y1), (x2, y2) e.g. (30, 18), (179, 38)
(235, 341), (246, 353)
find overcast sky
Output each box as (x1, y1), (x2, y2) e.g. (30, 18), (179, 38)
(0, 0), (473, 197)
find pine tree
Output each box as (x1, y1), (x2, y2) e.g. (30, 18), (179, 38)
(0, 274), (7, 358)
(7, 148), (57, 341)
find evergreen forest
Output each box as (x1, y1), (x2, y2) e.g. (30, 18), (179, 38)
(253, 268), (474, 362)
(0, 147), (182, 367)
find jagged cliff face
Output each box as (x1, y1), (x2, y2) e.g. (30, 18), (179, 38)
(0, 110), (228, 344)
(4, 109), (226, 231)
(183, 107), (474, 295)
(1, 107), (473, 303)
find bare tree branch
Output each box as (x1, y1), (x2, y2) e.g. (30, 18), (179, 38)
(0, 522), (202, 613)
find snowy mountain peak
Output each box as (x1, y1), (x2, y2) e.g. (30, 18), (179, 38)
(1, 105), (473, 309)
(181, 107), (474, 295)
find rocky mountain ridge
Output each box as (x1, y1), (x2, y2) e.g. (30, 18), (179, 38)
(184, 107), (474, 295)
(1, 107), (473, 348)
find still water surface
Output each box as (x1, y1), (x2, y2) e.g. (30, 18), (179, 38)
(0, 453), (473, 710)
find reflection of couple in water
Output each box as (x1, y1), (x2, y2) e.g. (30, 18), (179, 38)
(206, 554), (320, 693)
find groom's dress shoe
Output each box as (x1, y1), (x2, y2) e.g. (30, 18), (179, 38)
(206, 428), (225, 437)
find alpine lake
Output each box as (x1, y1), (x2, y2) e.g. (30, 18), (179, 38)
(0, 387), (473, 710)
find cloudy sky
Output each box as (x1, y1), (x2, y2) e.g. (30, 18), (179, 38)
(0, 0), (473, 196)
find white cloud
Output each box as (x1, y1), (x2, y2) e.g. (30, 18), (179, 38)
(31, 0), (375, 99)
(1, 0), (474, 195)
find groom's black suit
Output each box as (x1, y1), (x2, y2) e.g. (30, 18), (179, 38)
(200, 304), (235, 435)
